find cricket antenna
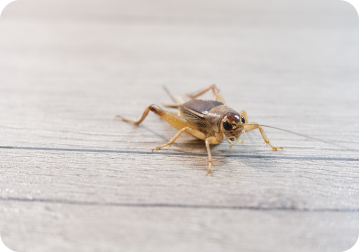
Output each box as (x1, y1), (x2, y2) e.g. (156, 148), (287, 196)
(245, 123), (356, 151)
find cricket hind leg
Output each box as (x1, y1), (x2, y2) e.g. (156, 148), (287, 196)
(117, 104), (197, 129)
(116, 105), (153, 125)
(244, 124), (283, 151)
(187, 84), (225, 104)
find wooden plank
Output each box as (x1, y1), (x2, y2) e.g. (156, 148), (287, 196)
(0, 149), (358, 210)
(1, 201), (359, 252)
(0, 0), (359, 251)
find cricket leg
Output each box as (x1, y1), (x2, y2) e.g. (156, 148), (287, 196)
(258, 126), (283, 150)
(118, 104), (202, 132)
(152, 127), (206, 151)
(116, 106), (152, 125)
(187, 84), (225, 104)
(244, 124), (283, 151)
(205, 136), (222, 175)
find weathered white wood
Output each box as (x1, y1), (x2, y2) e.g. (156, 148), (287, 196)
(0, 148), (358, 210)
(1, 201), (359, 252)
(0, 0), (359, 251)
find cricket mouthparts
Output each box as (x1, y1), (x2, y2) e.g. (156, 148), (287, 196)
(226, 135), (240, 149)
(225, 129), (246, 149)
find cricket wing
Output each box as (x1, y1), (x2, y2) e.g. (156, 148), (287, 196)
(179, 99), (223, 134)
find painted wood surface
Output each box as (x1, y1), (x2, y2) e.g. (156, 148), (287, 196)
(0, 1), (359, 251)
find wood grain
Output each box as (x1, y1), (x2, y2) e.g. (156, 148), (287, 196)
(0, 0), (359, 251)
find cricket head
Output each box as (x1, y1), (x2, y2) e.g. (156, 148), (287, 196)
(220, 111), (247, 148)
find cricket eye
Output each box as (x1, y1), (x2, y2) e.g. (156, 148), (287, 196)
(241, 116), (245, 124)
(223, 121), (233, 131)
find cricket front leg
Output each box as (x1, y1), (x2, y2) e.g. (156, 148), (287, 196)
(187, 84), (225, 104)
(244, 124), (283, 151)
(152, 127), (206, 151)
(258, 126), (283, 150)
(205, 136), (222, 175)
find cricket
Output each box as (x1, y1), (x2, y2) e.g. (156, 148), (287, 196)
(117, 85), (286, 175)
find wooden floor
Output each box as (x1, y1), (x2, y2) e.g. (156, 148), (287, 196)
(0, 1), (359, 251)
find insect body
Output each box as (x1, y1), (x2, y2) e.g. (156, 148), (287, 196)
(118, 85), (283, 174)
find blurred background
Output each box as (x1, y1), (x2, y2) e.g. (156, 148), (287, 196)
(0, 0), (359, 150)
(1, 0), (359, 125)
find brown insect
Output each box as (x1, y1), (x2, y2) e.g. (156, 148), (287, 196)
(117, 85), (283, 175)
